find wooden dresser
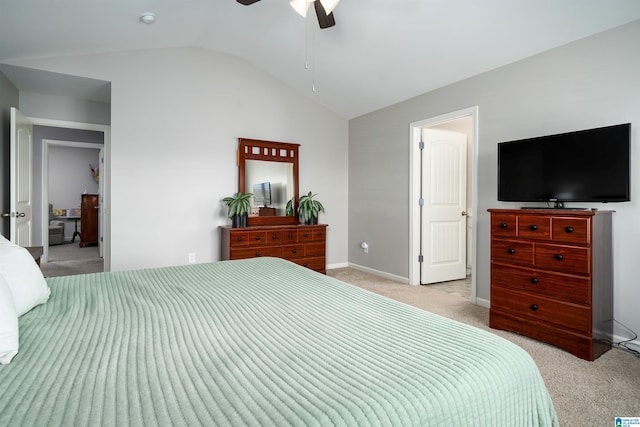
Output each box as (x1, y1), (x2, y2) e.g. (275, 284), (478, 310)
(488, 208), (613, 360)
(221, 224), (327, 273)
(80, 194), (99, 247)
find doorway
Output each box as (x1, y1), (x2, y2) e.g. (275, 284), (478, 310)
(409, 107), (478, 302)
(42, 140), (104, 275)
(30, 117), (111, 272)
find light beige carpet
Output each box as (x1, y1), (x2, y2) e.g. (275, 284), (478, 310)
(41, 242), (103, 278)
(328, 267), (640, 427)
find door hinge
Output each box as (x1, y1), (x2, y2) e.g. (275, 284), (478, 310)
(418, 198), (424, 206)
(418, 141), (425, 150)
(418, 255), (424, 263)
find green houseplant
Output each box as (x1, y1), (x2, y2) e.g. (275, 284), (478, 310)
(223, 192), (253, 228)
(298, 192), (325, 225)
(285, 198), (295, 217)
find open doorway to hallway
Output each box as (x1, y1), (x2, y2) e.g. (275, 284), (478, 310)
(409, 107), (478, 302)
(30, 119), (110, 273)
(42, 140), (104, 277)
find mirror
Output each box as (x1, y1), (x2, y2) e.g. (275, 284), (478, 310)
(238, 138), (299, 226)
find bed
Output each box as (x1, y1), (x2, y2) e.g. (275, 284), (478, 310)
(0, 255), (558, 426)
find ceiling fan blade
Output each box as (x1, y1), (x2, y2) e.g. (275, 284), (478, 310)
(314, 1), (336, 29)
(236, 0), (261, 5)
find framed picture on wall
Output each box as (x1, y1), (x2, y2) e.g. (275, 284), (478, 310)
(67, 208), (81, 217)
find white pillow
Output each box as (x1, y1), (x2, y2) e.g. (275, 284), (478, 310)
(0, 274), (19, 364)
(0, 233), (11, 246)
(0, 244), (50, 316)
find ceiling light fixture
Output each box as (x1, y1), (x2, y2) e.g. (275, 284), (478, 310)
(290, 0), (339, 17)
(139, 12), (156, 24)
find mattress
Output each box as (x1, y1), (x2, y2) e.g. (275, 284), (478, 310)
(0, 257), (558, 426)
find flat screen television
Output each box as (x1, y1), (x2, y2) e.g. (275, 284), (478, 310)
(252, 182), (271, 207)
(498, 123), (631, 207)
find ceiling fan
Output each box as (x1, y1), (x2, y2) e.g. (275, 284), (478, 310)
(236, 0), (339, 29)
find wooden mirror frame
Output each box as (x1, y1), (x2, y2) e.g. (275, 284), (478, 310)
(238, 138), (300, 226)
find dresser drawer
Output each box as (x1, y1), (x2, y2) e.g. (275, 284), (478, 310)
(535, 243), (590, 274)
(491, 239), (534, 265)
(552, 218), (590, 244)
(291, 256), (325, 272)
(491, 214), (517, 237)
(228, 231), (268, 247)
(491, 288), (591, 333)
(281, 228), (299, 243)
(492, 264), (590, 304)
(305, 242), (325, 257)
(518, 215), (551, 240)
(282, 244), (305, 259)
(230, 246), (282, 259)
(299, 227), (326, 242)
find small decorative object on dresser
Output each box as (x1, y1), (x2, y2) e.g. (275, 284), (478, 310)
(488, 208), (613, 361)
(221, 224), (327, 273)
(223, 191), (253, 228)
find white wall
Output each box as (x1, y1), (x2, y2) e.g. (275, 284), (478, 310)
(8, 47), (349, 270)
(349, 21), (640, 341)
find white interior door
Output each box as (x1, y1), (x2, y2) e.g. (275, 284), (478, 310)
(98, 148), (104, 258)
(10, 107), (33, 246)
(420, 128), (467, 284)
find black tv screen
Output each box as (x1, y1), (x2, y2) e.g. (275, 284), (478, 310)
(252, 182), (271, 207)
(498, 123), (631, 205)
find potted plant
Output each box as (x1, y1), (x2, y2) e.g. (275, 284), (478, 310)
(222, 192), (253, 228)
(285, 198), (295, 217)
(298, 192), (325, 225)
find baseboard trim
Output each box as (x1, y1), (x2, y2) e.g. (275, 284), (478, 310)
(326, 262), (349, 270)
(342, 262), (410, 284)
(475, 297), (490, 308)
(612, 333), (640, 353)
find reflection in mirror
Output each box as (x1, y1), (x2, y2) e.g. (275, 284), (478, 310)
(245, 160), (294, 217)
(238, 138), (300, 226)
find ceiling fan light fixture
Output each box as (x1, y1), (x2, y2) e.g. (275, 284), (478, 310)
(319, 0), (339, 14)
(290, 0), (312, 17)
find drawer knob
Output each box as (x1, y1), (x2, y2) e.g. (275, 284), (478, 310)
(530, 277), (539, 284)
(500, 222), (508, 229)
(288, 234), (294, 238)
(255, 236), (261, 241)
(565, 226), (574, 233)
(272, 234), (277, 240)
(303, 233), (308, 238)
(237, 237), (243, 242)
(292, 249), (297, 254)
(529, 224), (538, 231)
(255, 252), (261, 257)
(554, 254), (564, 261)
(303, 263), (308, 267)
(507, 248), (516, 255)
(317, 232), (323, 237)
(530, 304), (539, 311)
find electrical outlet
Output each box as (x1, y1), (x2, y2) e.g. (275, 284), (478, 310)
(188, 253), (196, 264)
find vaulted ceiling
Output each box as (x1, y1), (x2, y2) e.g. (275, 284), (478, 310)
(1, 0), (639, 119)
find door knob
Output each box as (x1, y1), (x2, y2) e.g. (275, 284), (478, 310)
(461, 211), (467, 216)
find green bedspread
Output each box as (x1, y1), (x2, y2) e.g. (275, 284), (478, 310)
(0, 258), (558, 426)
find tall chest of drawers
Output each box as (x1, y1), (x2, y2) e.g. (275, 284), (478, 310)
(221, 224), (327, 274)
(488, 209), (613, 360)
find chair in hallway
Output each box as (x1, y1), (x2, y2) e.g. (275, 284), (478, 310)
(49, 204), (65, 245)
